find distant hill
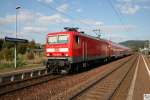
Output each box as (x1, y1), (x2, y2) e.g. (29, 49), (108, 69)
(119, 40), (149, 51)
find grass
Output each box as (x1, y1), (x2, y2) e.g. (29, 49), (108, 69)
(0, 62), (14, 69)
(0, 54), (46, 73)
(0, 61), (43, 73)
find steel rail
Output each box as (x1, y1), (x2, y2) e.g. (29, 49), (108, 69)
(69, 55), (137, 100)
(0, 66), (66, 95)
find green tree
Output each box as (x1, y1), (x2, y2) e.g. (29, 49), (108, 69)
(27, 52), (34, 60)
(3, 41), (14, 48)
(29, 40), (35, 49)
(0, 48), (13, 60)
(17, 44), (27, 54)
(0, 39), (4, 50)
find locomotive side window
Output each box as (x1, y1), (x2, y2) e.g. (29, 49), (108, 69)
(75, 35), (80, 44)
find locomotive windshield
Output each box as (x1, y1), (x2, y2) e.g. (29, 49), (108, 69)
(58, 35), (68, 43)
(48, 36), (57, 43)
(48, 35), (68, 44)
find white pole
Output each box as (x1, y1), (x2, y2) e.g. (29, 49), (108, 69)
(15, 44), (16, 68)
(15, 6), (21, 68)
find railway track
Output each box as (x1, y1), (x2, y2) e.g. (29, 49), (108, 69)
(0, 67), (64, 96)
(0, 55), (136, 100)
(69, 55), (138, 100)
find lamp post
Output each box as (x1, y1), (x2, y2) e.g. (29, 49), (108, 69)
(14, 6), (21, 68)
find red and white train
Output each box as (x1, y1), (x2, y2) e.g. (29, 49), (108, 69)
(45, 27), (132, 73)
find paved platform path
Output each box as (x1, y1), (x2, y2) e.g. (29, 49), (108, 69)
(129, 55), (150, 100)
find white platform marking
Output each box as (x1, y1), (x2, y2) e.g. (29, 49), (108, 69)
(142, 55), (150, 77)
(127, 55), (140, 100)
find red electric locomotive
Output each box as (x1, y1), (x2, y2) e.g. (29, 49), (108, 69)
(45, 27), (131, 73)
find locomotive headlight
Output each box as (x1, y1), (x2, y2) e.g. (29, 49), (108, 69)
(65, 53), (68, 56)
(47, 53), (49, 56)
(59, 48), (68, 52)
(46, 48), (55, 52)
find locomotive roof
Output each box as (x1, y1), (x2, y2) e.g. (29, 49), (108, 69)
(78, 32), (129, 49)
(47, 30), (130, 50)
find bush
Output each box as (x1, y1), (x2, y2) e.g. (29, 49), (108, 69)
(27, 52), (34, 60)
(0, 48), (13, 61)
(17, 44), (27, 54)
(3, 41), (14, 48)
(17, 60), (26, 67)
(0, 39), (4, 51)
(0, 61), (14, 69)
(0, 51), (3, 60)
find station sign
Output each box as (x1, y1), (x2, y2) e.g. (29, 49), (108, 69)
(5, 37), (28, 43)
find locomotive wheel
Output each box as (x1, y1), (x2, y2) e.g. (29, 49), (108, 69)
(73, 64), (79, 73)
(46, 63), (51, 73)
(69, 64), (80, 73)
(105, 58), (108, 62)
(76, 64), (80, 72)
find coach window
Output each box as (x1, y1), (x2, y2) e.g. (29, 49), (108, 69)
(75, 35), (80, 45)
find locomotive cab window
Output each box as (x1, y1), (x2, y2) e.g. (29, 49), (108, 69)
(58, 35), (68, 43)
(48, 36), (57, 44)
(48, 34), (68, 44)
(75, 35), (80, 44)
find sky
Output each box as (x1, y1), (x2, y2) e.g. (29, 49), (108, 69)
(0, 0), (150, 43)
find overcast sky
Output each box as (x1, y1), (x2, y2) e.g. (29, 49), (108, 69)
(0, 0), (150, 43)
